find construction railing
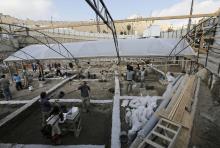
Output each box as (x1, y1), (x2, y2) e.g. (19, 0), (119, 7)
(165, 15), (220, 76)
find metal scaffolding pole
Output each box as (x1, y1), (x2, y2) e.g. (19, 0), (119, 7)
(187, 0), (194, 32)
(95, 0), (101, 33)
(85, 0), (120, 64)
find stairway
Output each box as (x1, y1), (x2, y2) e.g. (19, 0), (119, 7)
(138, 118), (182, 148)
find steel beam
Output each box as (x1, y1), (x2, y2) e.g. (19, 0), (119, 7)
(85, 0), (120, 63)
(17, 12), (219, 31)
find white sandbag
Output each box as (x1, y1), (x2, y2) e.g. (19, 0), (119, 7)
(28, 86), (33, 91)
(166, 72), (175, 82)
(121, 100), (129, 107)
(125, 108), (132, 127)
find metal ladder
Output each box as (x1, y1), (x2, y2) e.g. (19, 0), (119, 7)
(138, 118), (182, 148)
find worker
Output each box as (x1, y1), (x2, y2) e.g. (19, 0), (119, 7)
(47, 105), (63, 145)
(100, 70), (106, 82)
(32, 62), (37, 72)
(77, 81), (91, 112)
(77, 66), (83, 79)
(37, 61), (44, 81)
(133, 64), (139, 81)
(47, 64), (52, 72)
(87, 71), (91, 79)
(140, 67), (146, 88)
(0, 75), (12, 101)
(22, 66), (29, 88)
(13, 74), (22, 91)
(40, 91), (52, 127)
(137, 64), (140, 70)
(56, 65), (62, 77)
(126, 65), (134, 95)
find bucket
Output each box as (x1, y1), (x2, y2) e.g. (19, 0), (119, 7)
(120, 131), (128, 144)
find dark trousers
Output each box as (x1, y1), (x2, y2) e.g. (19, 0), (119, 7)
(3, 88), (12, 100)
(56, 70), (62, 76)
(16, 82), (22, 90)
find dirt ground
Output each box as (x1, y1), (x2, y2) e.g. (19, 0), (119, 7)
(0, 103), (112, 147)
(120, 105), (132, 148)
(50, 80), (115, 100)
(189, 81), (220, 148)
(157, 65), (182, 73)
(0, 104), (23, 120)
(120, 71), (166, 96)
(0, 79), (62, 101)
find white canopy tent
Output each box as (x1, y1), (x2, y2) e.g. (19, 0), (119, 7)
(4, 38), (195, 62)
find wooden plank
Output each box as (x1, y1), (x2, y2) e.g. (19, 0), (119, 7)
(152, 131), (172, 142)
(174, 78), (200, 147)
(161, 118), (182, 128)
(137, 141), (146, 148)
(0, 100), (30, 104)
(168, 77), (192, 119)
(159, 117), (188, 129)
(21, 12), (218, 31)
(156, 108), (169, 117)
(170, 76), (196, 120)
(173, 128), (188, 148)
(157, 124), (178, 134)
(169, 124), (183, 148)
(172, 76), (196, 123)
(164, 75), (189, 115)
(157, 76), (197, 148)
(144, 139), (165, 148)
(185, 77), (198, 113)
(181, 110), (192, 129)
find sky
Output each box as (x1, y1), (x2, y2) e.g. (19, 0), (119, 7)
(0, 0), (219, 22)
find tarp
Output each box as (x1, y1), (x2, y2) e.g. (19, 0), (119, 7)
(4, 38), (195, 62)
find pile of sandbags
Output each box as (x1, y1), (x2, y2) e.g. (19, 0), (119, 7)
(122, 96), (161, 138)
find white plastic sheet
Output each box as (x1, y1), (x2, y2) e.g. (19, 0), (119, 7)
(4, 38), (195, 62)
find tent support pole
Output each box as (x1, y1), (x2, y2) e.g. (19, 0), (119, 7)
(14, 62), (18, 75)
(5, 62), (13, 81)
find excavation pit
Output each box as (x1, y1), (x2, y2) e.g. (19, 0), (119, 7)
(0, 102), (112, 147)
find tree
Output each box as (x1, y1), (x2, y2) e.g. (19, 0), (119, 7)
(126, 24), (131, 35)
(167, 27), (174, 32)
(120, 31), (124, 35)
(103, 30), (107, 33)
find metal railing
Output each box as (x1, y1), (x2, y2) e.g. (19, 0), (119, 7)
(165, 15), (220, 75)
